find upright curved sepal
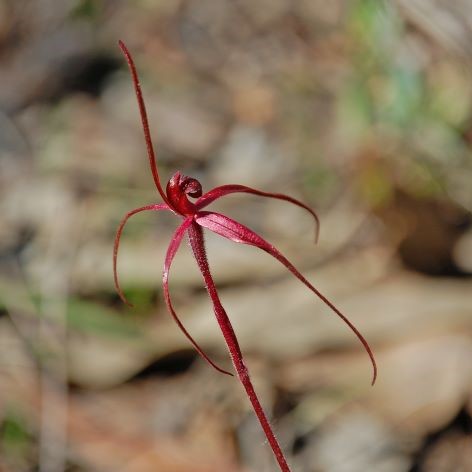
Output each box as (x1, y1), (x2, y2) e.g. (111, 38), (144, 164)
(118, 40), (170, 205)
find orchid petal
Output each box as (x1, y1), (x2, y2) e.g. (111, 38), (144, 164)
(164, 218), (233, 376)
(195, 211), (377, 385)
(113, 203), (170, 306)
(196, 184), (320, 243)
(118, 41), (170, 206)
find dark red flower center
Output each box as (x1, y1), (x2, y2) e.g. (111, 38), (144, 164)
(166, 171), (202, 215)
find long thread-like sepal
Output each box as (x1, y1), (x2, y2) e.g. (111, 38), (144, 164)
(118, 41), (170, 205)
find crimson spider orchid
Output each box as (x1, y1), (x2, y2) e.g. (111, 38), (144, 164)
(113, 40), (377, 472)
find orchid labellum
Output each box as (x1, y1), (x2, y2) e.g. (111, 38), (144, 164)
(114, 40), (377, 472)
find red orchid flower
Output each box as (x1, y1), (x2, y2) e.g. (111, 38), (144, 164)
(114, 40), (377, 472)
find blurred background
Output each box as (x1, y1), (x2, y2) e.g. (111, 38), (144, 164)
(1, 0), (472, 471)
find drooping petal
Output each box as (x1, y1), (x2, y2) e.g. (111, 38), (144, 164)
(118, 41), (170, 206)
(164, 218), (233, 376)
(195, 211), (377, 385)
(113, 203), (170, 306)
(195, 184), (320, 243)
(187, 222), (291, 472)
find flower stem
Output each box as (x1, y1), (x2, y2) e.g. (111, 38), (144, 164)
(188, 222), (291, 472)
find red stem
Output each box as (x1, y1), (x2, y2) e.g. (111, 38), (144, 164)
(187, 222), (291, 472)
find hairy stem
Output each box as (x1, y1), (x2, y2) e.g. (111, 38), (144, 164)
(188, 222), (291, 472)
